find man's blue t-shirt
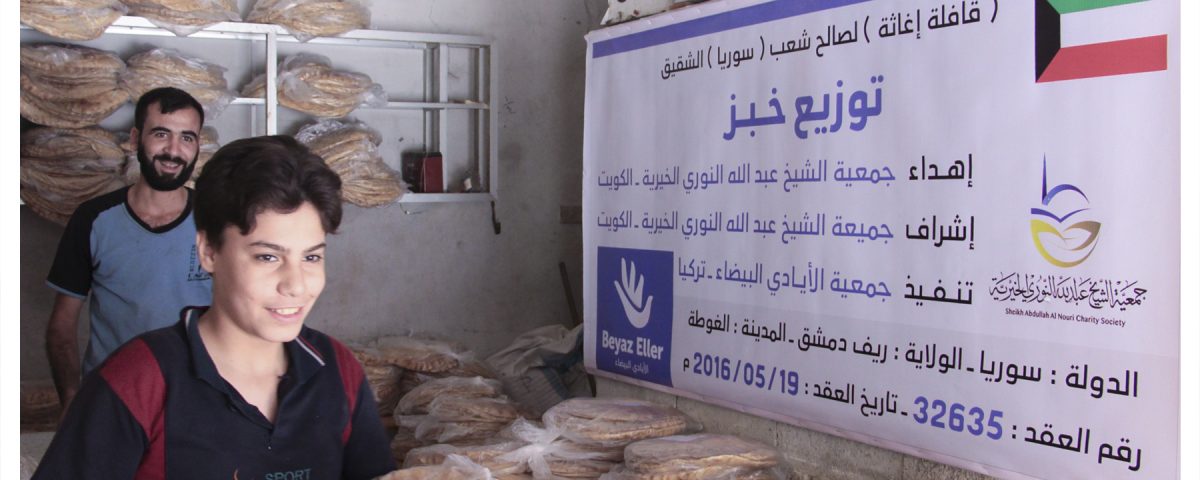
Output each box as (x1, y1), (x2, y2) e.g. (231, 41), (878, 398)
(47, 186), (212, 374)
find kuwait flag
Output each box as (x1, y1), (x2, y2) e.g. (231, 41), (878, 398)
(1035, 0), (1168, 82)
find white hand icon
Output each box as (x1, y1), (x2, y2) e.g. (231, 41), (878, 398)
(614, 258), (653, 328)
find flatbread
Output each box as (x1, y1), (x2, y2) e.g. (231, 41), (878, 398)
(624, 434), (780, 474)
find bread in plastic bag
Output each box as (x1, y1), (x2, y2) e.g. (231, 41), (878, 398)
(344, 332), (463, 372)
(605, 434), (784, 479)
(413, 418), (512, 446)
(543, 398), (697, 448)
(247, 0), (370, 42)
(391, 431), (425, 464)
(20, 43), (129, 128)
(296, 118), (407, 207)
(376, 453), (494, 480)
(20, 0), (127, 41)
(600, 463), (783, 480)
(21, 127), (131, 225)
(124, 0), (241, 36)
(242, 53), (386, 118)
(429, 397), (522, 424)
(364, 364), (406, 416)
(21, 43), (126, 100)
(122, 48), (235, 118)
(498, 418), (626, 479)
(404, 441), (528, 475)
(396, 376), (504, 416)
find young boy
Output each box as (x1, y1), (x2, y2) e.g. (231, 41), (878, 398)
(33, 136), (395, 479)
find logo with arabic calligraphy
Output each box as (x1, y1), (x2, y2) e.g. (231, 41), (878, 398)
(1029, 158), (1100, 268)
(1035, 0), (1167, 82)
(596, 246), (673, 386)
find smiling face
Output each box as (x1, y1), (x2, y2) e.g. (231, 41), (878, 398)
(198, 202), (328, 345)
(133, 103), (201, 191)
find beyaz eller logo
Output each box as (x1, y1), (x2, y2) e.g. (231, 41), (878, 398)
(614, 258), (654, 328)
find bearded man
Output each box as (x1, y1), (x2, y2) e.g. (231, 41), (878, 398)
(45, 87), (213, 413)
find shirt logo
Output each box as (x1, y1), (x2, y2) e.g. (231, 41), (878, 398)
(189, 245), (212, 282)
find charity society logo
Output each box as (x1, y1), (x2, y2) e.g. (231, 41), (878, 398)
(596, 246), (673, 387)
(1029, 157), (1100, 268)
(1034, 0), (1167, 83)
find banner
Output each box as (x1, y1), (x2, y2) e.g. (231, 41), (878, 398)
(582, 0), (1180, 478)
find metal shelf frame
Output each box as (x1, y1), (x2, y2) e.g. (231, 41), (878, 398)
(21, 16), (499, 204)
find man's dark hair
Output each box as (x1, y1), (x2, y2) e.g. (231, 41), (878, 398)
(134, 87), (205, 132)
(194, 135), (342, 249)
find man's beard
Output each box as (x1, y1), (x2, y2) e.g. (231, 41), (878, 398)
(137, 146), (197, 191)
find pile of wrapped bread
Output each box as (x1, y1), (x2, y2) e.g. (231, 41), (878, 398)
(122, 0), (240, 36)
(247, 0), (370, 41)
(603, 434), (784, 479)
(20, 43), (129, 129)
(21, 127), (131, 225)
(22, 0), (368, 42)
(122, 48), (236, 118)
(375, 392), (791, 479)
(296, 119), (407, 207)
(20, 0), (127, 41)
(242, 53), (385, 118)
(20, 382), (60, 433)
(346, 335), (503, 451)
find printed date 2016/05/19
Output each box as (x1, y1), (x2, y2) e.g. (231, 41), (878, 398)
(684, 352), (801, 395)
(913, 396), (1003, 439)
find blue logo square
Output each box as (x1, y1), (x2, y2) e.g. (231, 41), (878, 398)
(596, 246), (673, 387)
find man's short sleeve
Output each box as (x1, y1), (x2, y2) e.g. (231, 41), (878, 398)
(46, 202), (98, 298)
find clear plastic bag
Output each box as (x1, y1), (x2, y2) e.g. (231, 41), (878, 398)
(403, 441), (527, 475)
(20, 127), (130, 225)
(395, 376), (504, 416)
(121, 48), (235, 118)
(611, 434), (785, 480)
(542, 398), (700, 449)
(375, 453), (494, 480)
(497, 418), (624, 480)
(247, 0), (371, 42)
(246, 53), (386, 118)
(20, 1), (128, 41)
(124, 0), (241, 37)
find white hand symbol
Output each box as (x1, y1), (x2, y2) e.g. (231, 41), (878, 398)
(614, 258), (653, 328)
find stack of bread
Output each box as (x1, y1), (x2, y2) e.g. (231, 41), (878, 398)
(20, 382), (60, 433)
(403, 396), (524, 445)
(403, 441), (529, 478)
(118, 126), (220, 189)
(247, 0), (370, 41)
(241, 53), (385, 118)
(363, 364), (407, 418)
(499, 398), (697, 479)
(21, 127), (130, 225)
(377, 453), (500, 480)
(295, 119), (406, 207)
(603, 434), (783, 479)
(20, 43), (129, 128)
(123, 0), (241, 36)
(347, 335), (503, 458)
(20, 0), (127, 41)
(121, 48), (235, 118)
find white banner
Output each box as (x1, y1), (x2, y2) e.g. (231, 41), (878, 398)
(582, 0), (1180, 478)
